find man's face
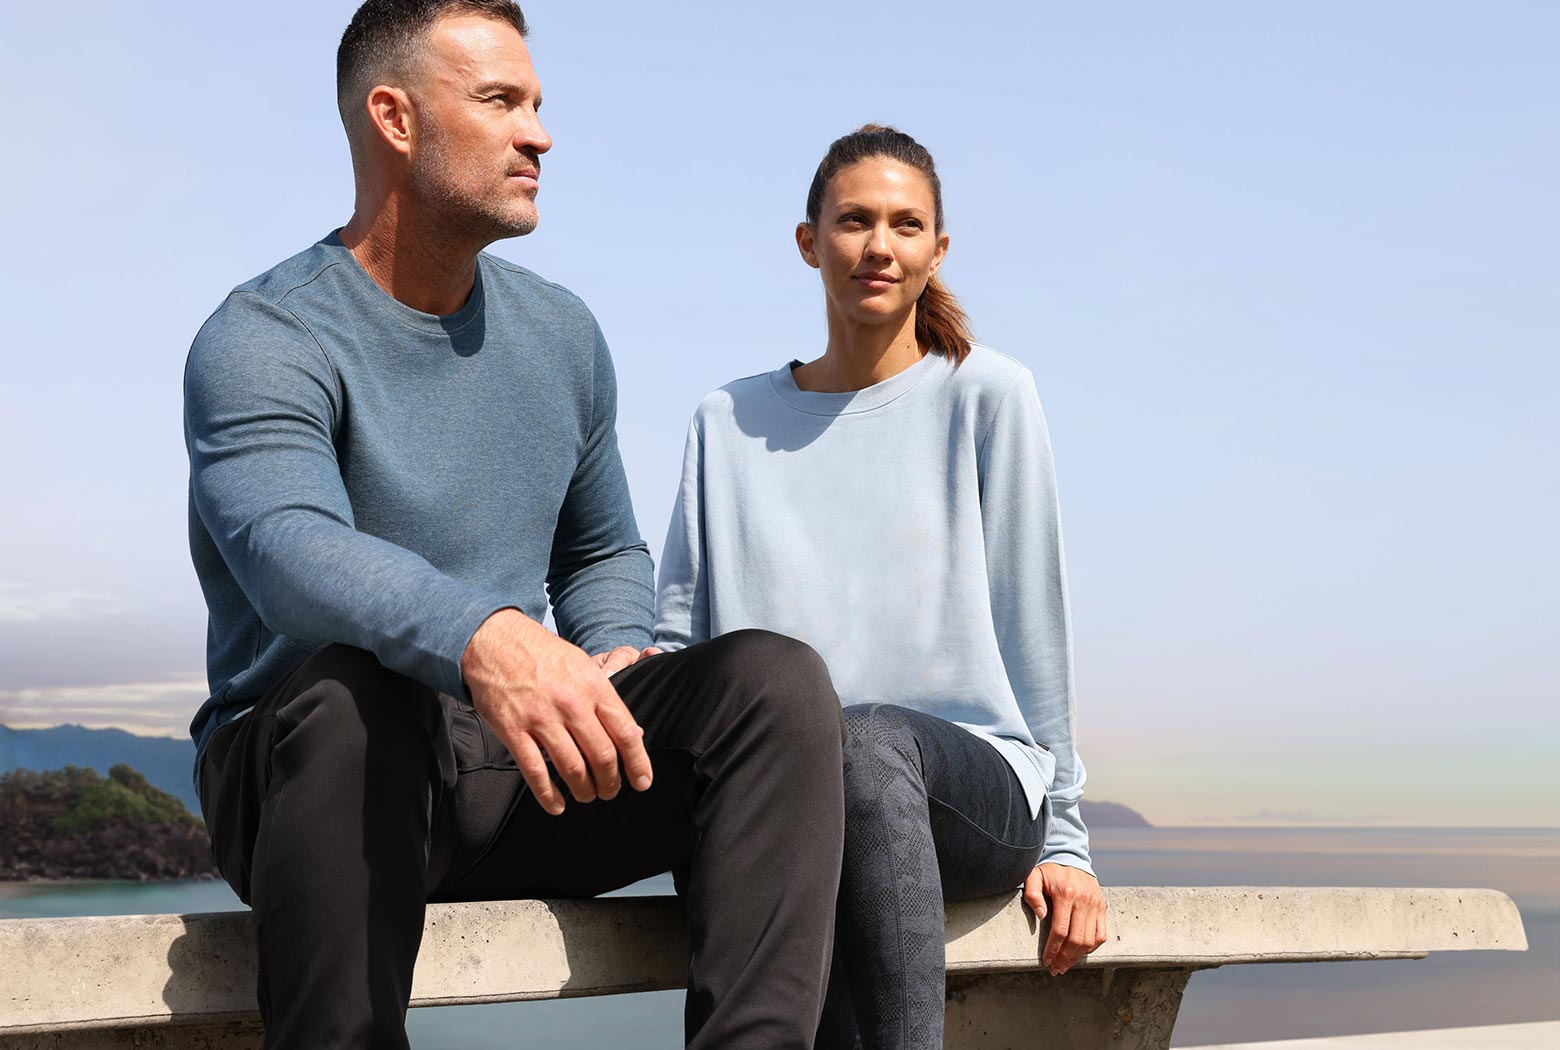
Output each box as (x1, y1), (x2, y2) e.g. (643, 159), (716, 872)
(407, 14), (551, 240)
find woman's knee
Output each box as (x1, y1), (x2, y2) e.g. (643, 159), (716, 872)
(841, 704), (926, 795)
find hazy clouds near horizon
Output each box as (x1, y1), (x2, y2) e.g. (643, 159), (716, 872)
(1, 1), (1555, 826)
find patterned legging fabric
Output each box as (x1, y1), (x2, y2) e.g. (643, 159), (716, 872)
(816, 704), (1047, 1050)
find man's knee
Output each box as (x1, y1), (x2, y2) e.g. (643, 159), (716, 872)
(278, 645), (443, 757)
(707, 629), (843, 745)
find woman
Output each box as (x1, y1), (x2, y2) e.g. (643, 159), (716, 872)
(653, 125), (1106, 1049)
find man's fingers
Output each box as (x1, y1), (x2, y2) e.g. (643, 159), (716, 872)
(597, 696), (652, 791)
(569, 713), (622, 801)
(535, 722), (597, 804)
(511, 733), (565, 816)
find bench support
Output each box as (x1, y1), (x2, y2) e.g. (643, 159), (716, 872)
(947, 968), (1195, 1049)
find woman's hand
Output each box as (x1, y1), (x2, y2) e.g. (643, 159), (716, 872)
(1022, 862), (1107, 976)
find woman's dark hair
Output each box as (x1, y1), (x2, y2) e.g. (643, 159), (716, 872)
(804, 124), (974, 364)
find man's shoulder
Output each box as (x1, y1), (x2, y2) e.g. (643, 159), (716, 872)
(225, 237), (353, 313)
(478, 252), (596, 326)
(196, 239), (350, 344)
(188, 240), (351, 382)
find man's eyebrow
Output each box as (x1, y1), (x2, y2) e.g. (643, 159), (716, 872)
(471, 80), (528, 96)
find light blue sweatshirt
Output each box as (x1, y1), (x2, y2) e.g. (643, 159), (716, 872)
(653, 345), (1093, 874)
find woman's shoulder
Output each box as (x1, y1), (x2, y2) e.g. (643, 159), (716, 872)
(690, 368), (776, 420)
(679, 367), (796, 444)
(947, 343), (1040, 407)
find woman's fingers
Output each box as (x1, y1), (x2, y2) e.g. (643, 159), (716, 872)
(1055, 891), (1108, 973)
(594, 645), (643, 677)
(1022, 865), (1048, 919)
(1041, 892), (1073, 972)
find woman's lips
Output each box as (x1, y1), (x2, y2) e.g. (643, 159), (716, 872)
(853, 272), (896, 289)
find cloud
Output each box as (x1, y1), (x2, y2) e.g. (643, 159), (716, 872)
(0, 581), (126, 623)
(0, 676), (208, 738)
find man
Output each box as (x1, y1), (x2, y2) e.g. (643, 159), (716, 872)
(183, 2), (845, 1047)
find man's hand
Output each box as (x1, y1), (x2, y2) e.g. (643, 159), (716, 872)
(591, 645), (662, 677)
(1023, 862), (1107, 976)
(461, 609), (653, 815)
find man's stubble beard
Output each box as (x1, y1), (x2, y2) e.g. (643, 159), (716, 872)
(410, 123), (540, 246)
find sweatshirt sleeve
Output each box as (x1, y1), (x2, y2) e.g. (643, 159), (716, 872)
(652, 413), (710, 651)
(978, 368), (1094, 876)
(545, 320), (656, 654)
(183, 292), (511, 700)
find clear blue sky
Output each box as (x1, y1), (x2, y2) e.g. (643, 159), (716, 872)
(1, 1), (1555, 825)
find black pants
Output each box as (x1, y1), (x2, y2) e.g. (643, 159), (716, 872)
(198, 630), (846, 1050)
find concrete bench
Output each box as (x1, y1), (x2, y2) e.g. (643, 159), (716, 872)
(0, 887), (1527, 1049)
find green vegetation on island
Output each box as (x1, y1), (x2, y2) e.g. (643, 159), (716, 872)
(0, 764), (218, 881)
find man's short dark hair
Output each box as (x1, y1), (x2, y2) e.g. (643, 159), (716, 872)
(336, 0), (529, 142)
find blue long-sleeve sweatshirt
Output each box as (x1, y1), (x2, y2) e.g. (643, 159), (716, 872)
(183, 232), (654, 761)
(653, 345), (1093, 874)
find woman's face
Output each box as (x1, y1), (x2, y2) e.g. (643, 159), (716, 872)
(797, 157), (950, 328)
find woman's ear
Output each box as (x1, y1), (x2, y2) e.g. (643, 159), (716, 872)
(929, 230), (950, 279)
(795, 222), (821, 269)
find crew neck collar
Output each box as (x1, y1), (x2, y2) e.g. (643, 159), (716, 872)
(767, 349), (946, 416)
(321, 229), (487, 335)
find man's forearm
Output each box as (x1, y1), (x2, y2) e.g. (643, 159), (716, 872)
(547, 543), (656, 657)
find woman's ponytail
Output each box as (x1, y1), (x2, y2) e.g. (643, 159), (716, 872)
(915, 273), (973, 365)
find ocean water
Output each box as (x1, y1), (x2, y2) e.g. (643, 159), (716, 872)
(3, 827), (1556, 1047)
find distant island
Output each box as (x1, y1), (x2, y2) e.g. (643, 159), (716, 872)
(1083, 800), (1153, 828)
(2, 724), (201, 812)
(0, 764), (218, 881)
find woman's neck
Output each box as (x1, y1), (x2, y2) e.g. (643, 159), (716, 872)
(792, 304), (924, 393)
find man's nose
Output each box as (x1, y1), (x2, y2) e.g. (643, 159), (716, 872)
(515, 112), (552, 155)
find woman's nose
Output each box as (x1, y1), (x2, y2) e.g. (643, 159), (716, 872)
(865, 224), (892, 259)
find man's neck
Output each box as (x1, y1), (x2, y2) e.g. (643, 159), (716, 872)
(339, 202), (485, 317)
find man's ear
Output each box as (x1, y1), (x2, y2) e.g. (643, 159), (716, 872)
(795, 222), (821, 269)
(365, 85), (415, 156)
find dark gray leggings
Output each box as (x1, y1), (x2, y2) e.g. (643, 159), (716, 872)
(816, 704), (1046, 1050)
